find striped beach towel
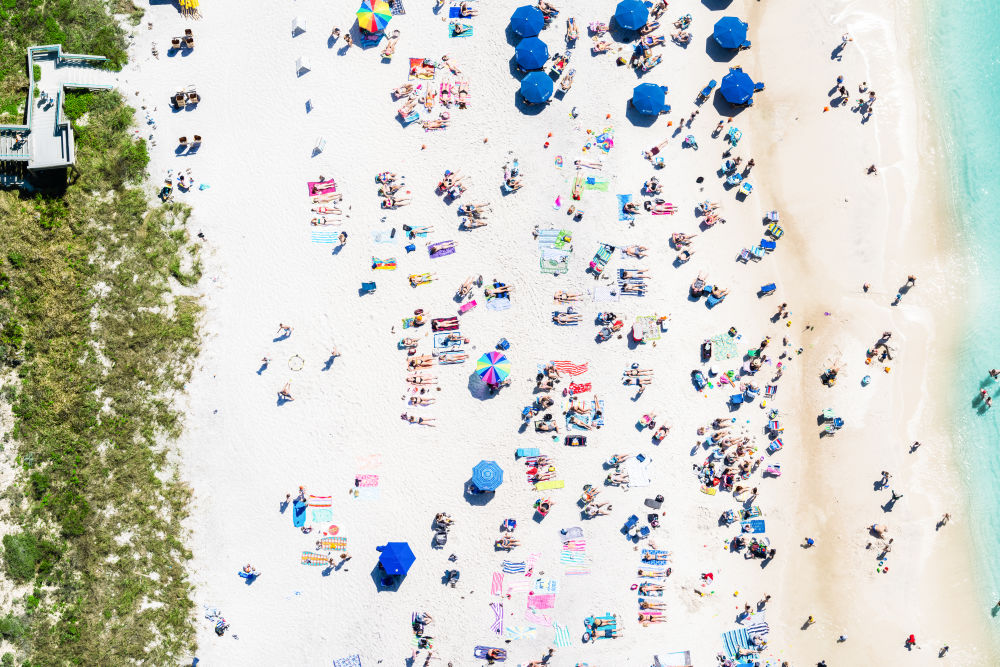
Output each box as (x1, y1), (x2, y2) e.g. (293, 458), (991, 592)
(318, 537), (347, 551)
(491, 572), (504, 595)
(504, 625), (537, 641)
(490, 602), (504, 636)
(525, 609), (553, 627)
(355, 474), (379, 488)
(527, 593), (556, 610)
(300, 551), (330, 566)
(506, 579), (531, 595)
(551, 360), (589, 376)
(533, 578), (559, 593)
(565, 566), (591, 576)
(641, 549), (672, 561)
(560, 551), (587, 564)
(307, 495), (332, 507)
(525, 552), (541, 575)
(553, 623), (572, 647)
(311, 230), (338, 244)
(502, 560), (526, 574)
(562, 539), (587, 551)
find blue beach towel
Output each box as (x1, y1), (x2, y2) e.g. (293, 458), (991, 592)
(487, 296), (512, 311)
(740, 519), (766, 534)
(617, 194), (635, 221)
(591, 400), (605, 427)
(449, 23), (474, 37)
(292, 500), (307, 527)
(502, 560), (526, 574)
(311, 231), (338, 244)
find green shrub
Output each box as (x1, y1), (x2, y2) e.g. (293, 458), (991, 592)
(0, 271), (9, 293)
(61, 91), (92, 121)
(2, 533), (38, 582)
(0, 615), (25, 641)
(1, 652), (14, 667)
(6, 251), (24, 269)
(0, 319), (24, 350)
(31, 65), (40, 82)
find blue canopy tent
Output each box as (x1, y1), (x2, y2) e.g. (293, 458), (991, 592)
(376, 542), (416, 575)
(515, 36), (549, 70)
(720, 67), (756, 105)
(520, 71), (554, 104)
(713, 17), (749, 50)
(613, 0), (649, 32)
(471, 460), (504, 491)
(510, 5), (545, 38)
(631, 83), (668, 115)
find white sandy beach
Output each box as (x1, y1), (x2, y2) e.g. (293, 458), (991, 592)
(114, 0), (1000, 665)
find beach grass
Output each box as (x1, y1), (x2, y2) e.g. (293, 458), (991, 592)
(0, 77), (199, 667)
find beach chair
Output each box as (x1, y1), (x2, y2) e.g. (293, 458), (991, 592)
(722, 159), (737, 173)
(292, 16), (306, 34)
(698, 79), (717, 101)
(171, 37), (182, 50)
(767, 420), (782, 433)
(589, 244), (614, 275)
(726, 127), (742, 146)
(765, 210), (780, 223)
(623, 514), (639, 533)
(726, 173), (743, 186)
(833, 417), (845, 429)
(637, 526), (651, 540)
(760, 239), (777, 252)
(759, 283), (776, 296)
(729, 394), (743, 405)
(766, 223), (784, 239)
(313, 137), (327, 154)
(740, 182), (753, 196)
(822, 408), (836, 421)
(765, 384), (777, 396)
(750, 245), (765, 261)
(738, 248), (752, 263)
(766, 438), (783, 454)
(706, 293), (725, 308)
(754, 81), (766, 92)
(360, 281), (376, 293)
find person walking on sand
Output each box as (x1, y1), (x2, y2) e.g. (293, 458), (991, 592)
(261, 356), (270, 369)
(806, 615), (816, 626)
(279, 381), (294, 401)
(338, 231), (348, 246)
(277, 323), (293, 337)
(891, 490), (903, 502)
(940, 513), (951, 525)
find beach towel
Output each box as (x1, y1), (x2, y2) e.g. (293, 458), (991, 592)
(317, 537), (347, 551)
(371, 229), (396, 244)
(355, 474), (379, 487)
(584, 176), (610, 191)
(525, 609), (553, 627)
(540, 248), (570, 275)
(504, 626), (537, 641)
(746, 621), (770, 639)
(490, 602), (504, 636)
(533, 577), (559, 593)
(332, 655), (362, 667)
(474, 646), (506, 660)
(491, 572), (504, 596)
(389, 0), (405, 15)
(434, 332), (463, 350)
(568, 382), (591, 394)
(524, 551), (541, 575)
(535, 479), (564, 491)
(486, 296), (512, 311)
(623, 457), (652, 487)
(449, 23), (474, 37)
(711, 333), (738, 360)
(429, 242), (456, 258)
(536, 228), (562, 247)
(720, 627), (752, 661)
(506, 579), (532, 595)
(371, 257), (397, 270)
(408, 58), (435, 80)
(590, 285), (620, 303)
(656, 651), (693, 667)
(310, 508), (333, 523)
(561, 527), (584, 540)
(617, 194), (635, 221)
(300, 551), (330, 566)
(502, 560), (526, 574)
(566, 413), (591, 431)
(551, 360), (589, 376)
(740, 506), (763, 520)
(553, 623), (572, 647)
(310, 230), (338, 244)
(307, 180), (336, 196)
(591, 399), (605, 427)
(292, 500), (307, 527)
(741, 519), (766, 534)
(527, 593), (556, 610)
(447, 6), (464, 18)
(516, 447), (541, 458)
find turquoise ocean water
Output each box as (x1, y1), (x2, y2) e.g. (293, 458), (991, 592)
(923, 0), (1000, 604)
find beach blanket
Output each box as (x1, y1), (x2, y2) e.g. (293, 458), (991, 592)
(711, 333), (739, 360)
(371, 229), (396, 244)
(740, 519), (766, 534)
(525, 609), (553, 627)
(623, 457), (651, 487)
(408, 58), (435, 80)
(486, 296), (512, 311)
(449, 23), (474, 37)
(551, 360), (589, 376)
(433, 332), (463, 350)
(310, 230), (338, 244)
(504, 625), (537, 641)
(448, 7), (462, 17)
(490, 602), (504, 636)
(561, 527), (584, 541)
(540, 248), (570, 275)
(525, 552), (541, 574)
(355, 474), (379, 487)
(332, 655), (362, 667)
(568, 382), (591, 394)
(502, 560), (526, 574)
(617, 194), (635, 221)
(310, 507), (333, 523)
(721, 627), (752, 661)
(527, 593), (556, 610)
(506, 580), (531, 596)
(535, 479), (565, 491)
(617, 280), (646, 297)
(307, 179), (336, 196)
(746, 621), (770, 639)
(300, 551), (330, 566)
(429, 242), (456, 258)
(317, 536), (347, 551)
(372, 257), (397, 270)
(740, 506), (763, 520)
(389, 0), (405, 15)
(590, 285), (620, 303)
(591, 399), (605, 427)
(584, 176), (610, 191)
(656, 652), (693, 667)
(553, 623), (572, 647)
(491, 572), (504, 595)
(533, 578), (559, 594)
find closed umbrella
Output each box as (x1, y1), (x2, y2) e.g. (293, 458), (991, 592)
(476, 350), (512, 384)
(515, 36), (549, 71)
(713, 16), (748, 50)
(631, 83), (667, 115)
(720, 67), (755, 105)
(357, 0), (391, 33)
(376, 542), (415, 575)
(520, 71), (554, 104)
(510, 5), (545, 38)
(471, 460), (504, 492)
(614, 0), (648, 32)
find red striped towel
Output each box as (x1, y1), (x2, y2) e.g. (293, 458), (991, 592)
(551, 360), (589, 376)
(307, 495), (332, 507)
(568, 382), (592, 394)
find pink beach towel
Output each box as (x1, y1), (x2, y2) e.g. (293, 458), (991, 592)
(491, 572), (504, 596)
(526, 593), (556, 610)
(307, 180), (336, 196)
(525, 552), (541, 576)
(355, 474), (380, 488)
(525, 610), (553, 627)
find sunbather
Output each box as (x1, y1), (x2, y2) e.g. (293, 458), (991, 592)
(312, 192), (343, 203)
(310, 217), (337, 226)
(407, 225), (434, 237)
(639, 614), (666, 626)
(584, 502), (612, 516)
(383, 195), (412, 208)
(409, 397), (436, 405)
(535, 420), (558, 432)
(408, 355), (435, 369)
(640, 55), (662, 70)
(566, 18), (578, 41)
(639, 583), (664, 594)
(409, 273), (436, 286)
(592, 37), (612, 53)
(537, 375), (555, 390)
(640, 21), (660, 35)
(450, 22), (470, 36)
(278, 382), (294, 401)
(437, 353), (467, 363)
(563, 415), (588, 430)
(554, 291), (582, 302)
(461, 202), (490, 217)
(456, 81), (470, 107)
(621, 270), (650, 279)
(621, 283), (645, 294)
(422, 117), (450, 131)
(699, 200), (720, 214)
(398, 98), (418, 117)
(606, 470), (628, 484)
(376, 171), (399, 183)
(644, 200), (675, 214)
(401, 337), (420, 348)
(495, 535), (520, 549)
(560, 70), (575, 92)
(442, 54), (461, 75)
(644, 177), (662, 194)
(651, 0), (668, 19)
(672, 232), (696, 246)
(624, 368), (653, 377)
(485, 284), (513, 297)
(623, 201), (640, 215)
(405, 375), (437, 386)
(430, 240), (456, 252)
(640, 600), (667, 610)
(642, 34), (666, 47)
(311, 206), (342, 215)
(381, 29), (400, 58)
(671, 30), (691, 44)
(624, 245), (648, 258)
(654, 424), (670, 439)
(459, 2), (477, 17)
(505, 177), (523, 191)
(433, 316), (458, 329)
(537, 0), (558, 15)
(439, 81), (453, 106)
(643, 552), (671, 563)
(553, 312), (581, 324)
(711, 286), (729, 298)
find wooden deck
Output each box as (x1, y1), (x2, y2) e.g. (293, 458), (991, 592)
(0, 132), (30, 160)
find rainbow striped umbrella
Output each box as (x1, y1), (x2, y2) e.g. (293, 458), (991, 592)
(357, 0), (391, 33)
(476, 350), (511, 385)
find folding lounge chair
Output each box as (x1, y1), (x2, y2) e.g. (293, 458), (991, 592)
(767, 223), (784, 239)
(740, 182), (753, 196)
(726, 173), (743, 186)
(738, 248), (752, 263)
(361, 281), (376, 293)
(760, 239), (777, 252)
(766, 438), (783, 454)
(729, 394), (743, 405)
(727, 127), (742, 145)
(750, 246), (765, 261)
(623, 515), (639, 533)
(698, 79), (717, 100)
(765, 210), (780, 223)
(754, 81), (766, 92)
(706, 293), (725, 308)
(759, 283), (776, 296)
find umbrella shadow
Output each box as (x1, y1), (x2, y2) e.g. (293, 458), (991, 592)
(467, 371), (498, 400)
(608, 20), (639, 45)
(513, 91), (549, 116)
(370, 564), (403, 591)
(701, 0), (735, 9)
(463, 479), (495, 506)
(625, 101), (658, 128)
(504, 25), (523, 47)
(705, 35), (737, 63)
(711, 89), (748, 117)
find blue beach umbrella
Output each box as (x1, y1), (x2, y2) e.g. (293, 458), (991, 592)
(376, 542), (416, 575)
(471, 460), (504, 491)
(631, 83), (667, 115)
(510, 5), (545, 38)
(515, 36), (549, 70)
(614, 0), (649, 32)
(520, 71), (554, 103)
(720, 67), (755, 105)
(713, 16), (748, 50)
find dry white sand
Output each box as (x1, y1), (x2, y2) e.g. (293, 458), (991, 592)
(113, 0), (1000, 665)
